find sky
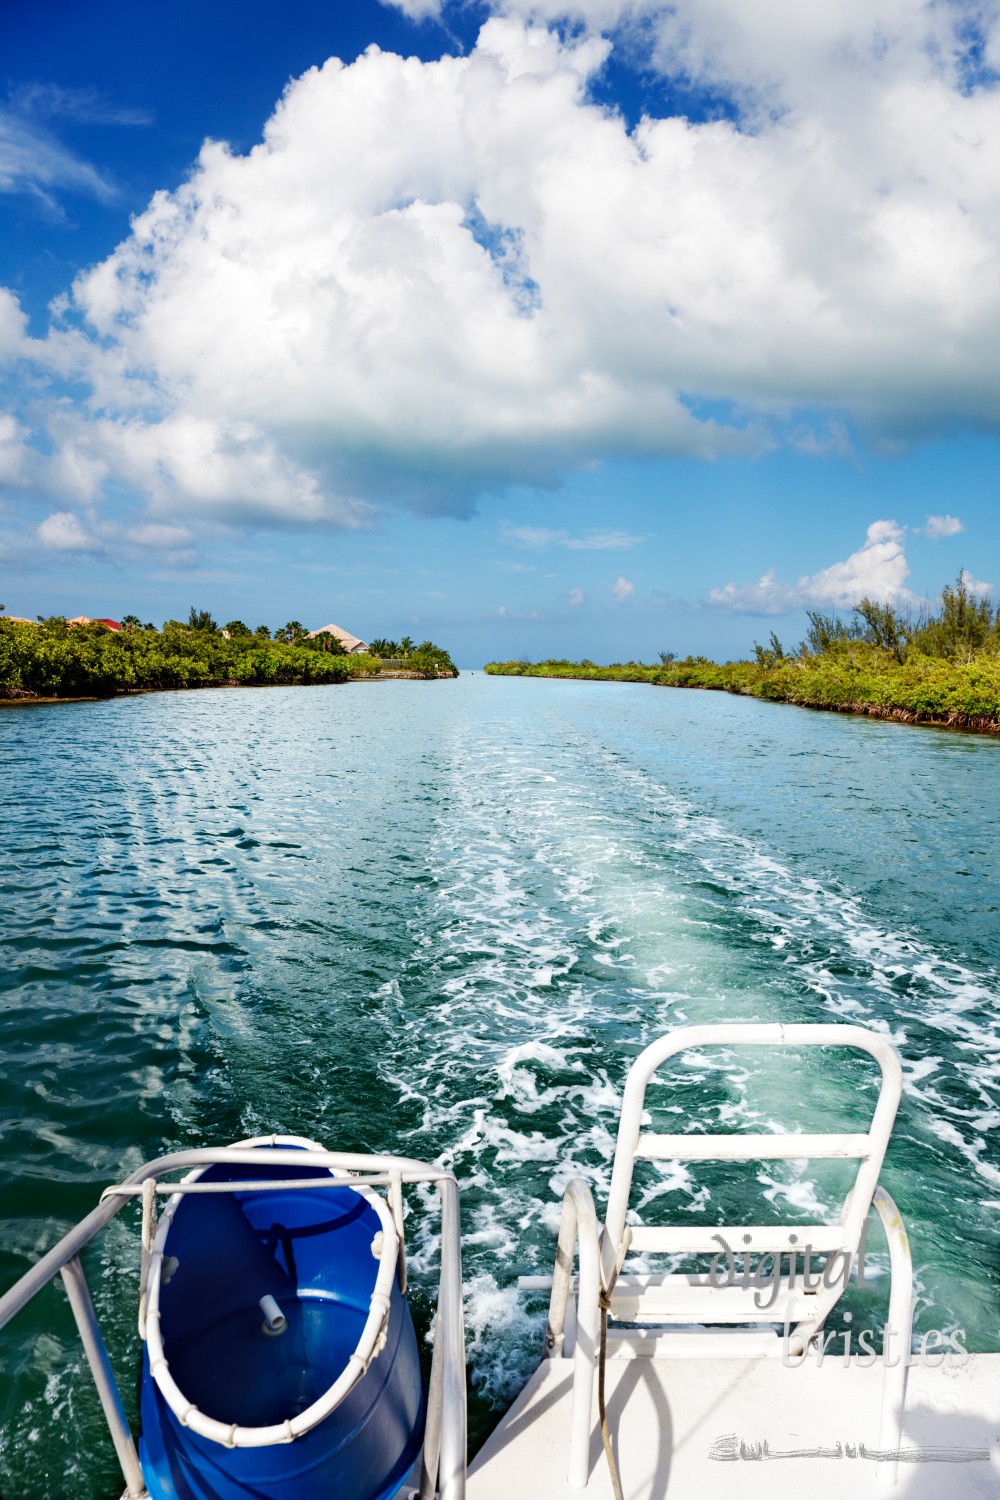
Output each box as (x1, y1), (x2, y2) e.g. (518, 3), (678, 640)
(0, 0), (997, 664)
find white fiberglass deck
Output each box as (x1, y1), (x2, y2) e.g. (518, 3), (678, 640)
(467, 1353), (1000, 1500)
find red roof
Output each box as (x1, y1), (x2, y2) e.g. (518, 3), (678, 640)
(96, 619), (122, 630)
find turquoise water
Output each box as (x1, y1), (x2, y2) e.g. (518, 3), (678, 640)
(1, 676), (998, 1497)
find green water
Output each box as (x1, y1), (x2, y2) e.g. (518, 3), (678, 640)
(1, 677), (998, 1497)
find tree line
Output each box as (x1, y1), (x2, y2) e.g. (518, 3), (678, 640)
(484, 573), (1000, 733)
(751, 573), (999, 668)
(0, 608), (456, 698)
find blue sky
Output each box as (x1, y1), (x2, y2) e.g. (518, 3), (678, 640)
(0, 0), (997, 663)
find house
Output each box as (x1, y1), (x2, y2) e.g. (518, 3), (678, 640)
(306, 622), (369, 654)
(67, 616), (121, 630)
(2, 616), (39, 626)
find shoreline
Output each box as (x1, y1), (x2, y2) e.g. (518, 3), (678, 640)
(483, 664), (1000, 738)
(653, 680), (1000, 736)
(0, 671), (457, 707)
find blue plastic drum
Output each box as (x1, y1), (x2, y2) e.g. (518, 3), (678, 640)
(139, 1149), (425, 1500)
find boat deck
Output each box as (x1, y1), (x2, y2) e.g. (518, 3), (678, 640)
(467, 1352), (1000, 1499)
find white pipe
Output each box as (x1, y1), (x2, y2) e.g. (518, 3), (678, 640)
(60, 1257), (145, 1498)
(437, 1176), (467, 1500)
(259, 1295), (286, 1335)
(546, 1180), (602, 1489)
(872, 1186), (913, 1487)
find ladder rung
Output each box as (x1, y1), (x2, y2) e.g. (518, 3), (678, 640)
(605, 1327), (785, 1359)
(627, 1224), (848, 1254)
(635, 1132), (871, 1161)
(610, 1276), (820, 1324)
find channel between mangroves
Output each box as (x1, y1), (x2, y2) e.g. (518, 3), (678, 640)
(483, 656), (1000, 735)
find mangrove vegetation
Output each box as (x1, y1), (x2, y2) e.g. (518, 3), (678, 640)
(484, 574), (1000, 734)
(0, 612), (456, 701)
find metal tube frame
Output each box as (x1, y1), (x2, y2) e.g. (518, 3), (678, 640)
(542, 1025), (912, 1492)
(871, 1185), (913, 1487)
(603, 1023), (903, 1286)
(60, 1255), (145, 1498)
(544, 1179), (602, 1489)
(0, 1143), (466, 1500)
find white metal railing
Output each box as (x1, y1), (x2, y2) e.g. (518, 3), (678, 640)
(0, 1139), (466, 1500)
(525, 1023), (913, 1490)
(543, 1181), (604, 1489)
(539, 1176), (913, 1489)
(601, 1024), (902, 1290)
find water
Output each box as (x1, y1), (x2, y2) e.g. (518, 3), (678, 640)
(1, 676), (997, 1497)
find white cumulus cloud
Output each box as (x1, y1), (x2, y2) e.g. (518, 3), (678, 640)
(704, 569), (801, 617)
(959, 566), (993, 596)
(0, 6), (996, 534)
(706, 520), (914, 615)
(0, 412), (31, 486)
(923, 513), (965, 539)
(0, 291), (28, 361)
(381, 0), (446, 15)
(36, 510), (101, 553)
(612, 574), (635, 601)
(568, 586), (585, 605)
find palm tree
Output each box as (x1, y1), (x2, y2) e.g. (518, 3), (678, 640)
(399, 635), (414, 657)
(310, 631), (345, 655)
(275, 620), (307, 645)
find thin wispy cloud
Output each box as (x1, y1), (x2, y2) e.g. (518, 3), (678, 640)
(502, 526), (563, 549)
(566, 530), (646, 551)
(126, 522), (193, 550)
(0, 82), (149, 212)
(7, 82), (152, 127)
(0, 110), (114, 205)
(502, 524), (645, 551)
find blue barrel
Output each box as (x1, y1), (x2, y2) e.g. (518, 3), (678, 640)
(139, 1156), (426, 1500)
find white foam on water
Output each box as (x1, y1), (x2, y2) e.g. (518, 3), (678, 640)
(463, 1273), (547, 1407)
(375, 715), (1000, 1398)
